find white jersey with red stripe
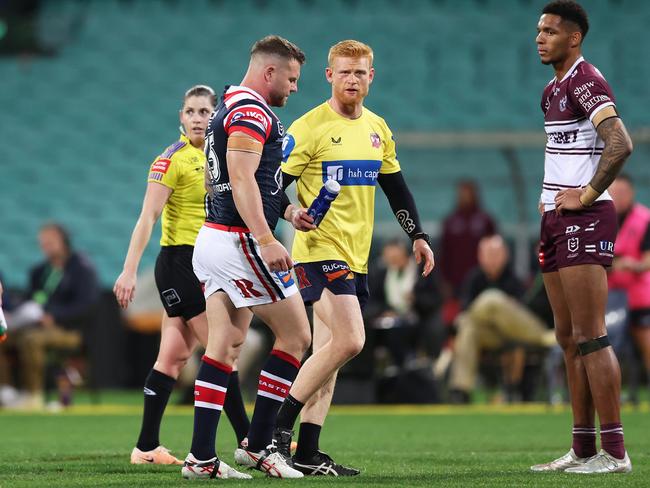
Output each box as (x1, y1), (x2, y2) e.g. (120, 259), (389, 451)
(192, 224), (298, 308)
(541, 57), (616, 211)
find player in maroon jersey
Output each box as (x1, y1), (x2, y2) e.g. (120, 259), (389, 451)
(530, 1), (633, 474)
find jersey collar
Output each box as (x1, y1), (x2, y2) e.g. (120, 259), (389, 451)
(557, 55), (584, 84)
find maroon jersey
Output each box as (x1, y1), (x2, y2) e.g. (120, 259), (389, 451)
(540, 57), (616, 211)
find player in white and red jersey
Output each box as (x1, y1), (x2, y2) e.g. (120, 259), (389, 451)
(530, 1), (634, 475)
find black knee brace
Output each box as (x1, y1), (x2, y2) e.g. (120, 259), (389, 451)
(577, 335), (611, 355)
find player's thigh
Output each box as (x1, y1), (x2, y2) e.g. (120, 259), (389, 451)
(542, 271), (573, 346)
(315, 289), (365, 350)
(251, 293), (310, 344)
(558, 264), (608, 341)
(205, 291), (252, 349)
(311, 305), (332, 352)
(157, 312), (197, 363)
(186, 311), (208, 348)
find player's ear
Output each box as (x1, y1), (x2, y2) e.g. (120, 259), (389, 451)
(264, 64), (275, 83)
(570, 31), (582, 49)
(368, 67), (375, 84)
(325, 66), (333, 84)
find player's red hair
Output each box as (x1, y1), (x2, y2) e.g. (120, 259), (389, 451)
(328, 40), (373, 67)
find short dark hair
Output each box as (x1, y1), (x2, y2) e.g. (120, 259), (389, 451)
(542, 0), (589, 40)
(251, 35), (306, 65)
(183, 85), (216, 109)
(40, 222), (72, 251)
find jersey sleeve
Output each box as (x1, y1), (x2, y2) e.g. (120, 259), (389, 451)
(281, 118), (313, 177)
(223, 101), (272, 144)
(379, 122), (401, 175)
(147, 155), (180, 189)
(569, 73), (616, 123)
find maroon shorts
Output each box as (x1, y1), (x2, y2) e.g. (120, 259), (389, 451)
(539, 200), (617, 273)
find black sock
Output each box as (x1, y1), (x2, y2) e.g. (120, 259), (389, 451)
(223, 371), (250, 445)
(247, 350), (300, 452)
(275, 394), (305, 431)
(189, 356), (231, 460)
(136, 369), (176, 451)
(295, 422), (321, 461)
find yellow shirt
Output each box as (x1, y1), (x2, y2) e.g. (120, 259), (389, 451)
(282, 102), (401, 274)
(147, 134), (206, 246)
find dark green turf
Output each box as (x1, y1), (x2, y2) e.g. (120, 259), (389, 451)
(0, 405), (648, 487)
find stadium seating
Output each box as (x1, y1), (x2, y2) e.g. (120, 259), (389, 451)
(1, 0), (649, 285)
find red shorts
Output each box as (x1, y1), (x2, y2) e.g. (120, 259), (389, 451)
(539, 200), (617, 273)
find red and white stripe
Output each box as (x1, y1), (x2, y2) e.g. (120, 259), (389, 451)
(224, 86), (268, 109)
(194, 379), (227, 410)
(257, 370), (292, 402)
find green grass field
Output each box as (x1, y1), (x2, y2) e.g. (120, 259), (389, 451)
(1, 400), (648, 487)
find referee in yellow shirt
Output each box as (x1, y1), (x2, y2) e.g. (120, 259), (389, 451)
(274, 41), (435, 475)
(114, 86), (249, 465)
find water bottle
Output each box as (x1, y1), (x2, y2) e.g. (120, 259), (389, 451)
(307, 179), (341, 227)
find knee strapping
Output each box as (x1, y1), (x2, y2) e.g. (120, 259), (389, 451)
(577, 335), (611, 355)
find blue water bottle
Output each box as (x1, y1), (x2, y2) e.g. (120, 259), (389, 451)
(307, 179), (341, 227)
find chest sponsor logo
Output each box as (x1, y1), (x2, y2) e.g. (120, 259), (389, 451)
(370, 132), (381, 148)
(331, 137), (342, 145)
(322, 160), (381, 186)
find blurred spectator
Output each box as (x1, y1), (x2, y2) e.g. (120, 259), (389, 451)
(448, 235), (555, 404)
(0, 222), (99, 408)
(366, 239), (443, 367)
(608, 174), (650, 391)
(439, 180), (496, 297)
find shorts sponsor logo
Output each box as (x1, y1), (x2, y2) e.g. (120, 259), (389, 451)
(567, 237), (580, 253)
(599, 240), (614, 257)
(162, 288), (181, 306)
(232, 279), (263, 299)
(585, 220), (599, 232)
(370, 132), (381, 148)
(151, 159), (171, 174)
(585, 244), (596, 253)
(565, 225), (581, 234)
(325, 269), (351, 282)
(275, 271), (295, 289)
(322, 160), (381, 186)
(321, 262), (349, 273)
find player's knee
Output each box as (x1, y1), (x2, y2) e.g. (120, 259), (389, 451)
(337, 334), (365, 360)
(555, 328), (575, 351)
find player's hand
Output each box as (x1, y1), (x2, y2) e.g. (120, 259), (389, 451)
(538, 200), (545, 215)
(261, 242), (293, 272)
(289, 206), (316, 232)
(413, 239), (435, 277)
(554, 189), (584, 215)
(114, 271), (137, 309)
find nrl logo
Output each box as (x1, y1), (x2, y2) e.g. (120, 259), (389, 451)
(370, 133), (381, 148)
(559, 95), (567, 112)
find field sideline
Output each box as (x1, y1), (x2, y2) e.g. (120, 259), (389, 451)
(1, 401), (648, 487)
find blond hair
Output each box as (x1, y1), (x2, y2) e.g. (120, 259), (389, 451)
(328, 40), (373, 67)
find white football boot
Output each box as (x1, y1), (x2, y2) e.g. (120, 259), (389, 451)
(530, 449), (591, 472)
(565, 449), (632, 474)
(181, 453), (252, 480)
(234, 447), (303, 478)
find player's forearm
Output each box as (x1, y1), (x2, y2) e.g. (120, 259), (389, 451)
(588, 118), (633, 194)
(377, 172), (424, 238)
(122, 213), (157, 274)
(231, 177), (272, 239)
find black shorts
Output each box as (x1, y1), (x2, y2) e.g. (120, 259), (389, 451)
(293, 260), (369, 310)
(629, 308), (650, 328)
(154, 245), (205, 321)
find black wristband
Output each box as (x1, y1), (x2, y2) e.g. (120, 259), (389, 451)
(411, 232), (431, 246)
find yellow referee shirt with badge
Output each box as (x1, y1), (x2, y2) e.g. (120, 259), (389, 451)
(282, 101), (401, 274)
(147, 134), (207, 246)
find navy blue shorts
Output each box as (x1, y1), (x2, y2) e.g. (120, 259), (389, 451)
(293, 260), (369, 310)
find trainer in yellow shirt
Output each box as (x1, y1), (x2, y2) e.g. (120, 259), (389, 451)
(274, 41), (435, 474)
(147, 134), (206, 246)
(282, 101), (400, 274)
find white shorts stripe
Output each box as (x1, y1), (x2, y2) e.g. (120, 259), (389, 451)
(257, 390), (285, 402)
(194, 400), (223, 411)
(195, 379), (227, 392)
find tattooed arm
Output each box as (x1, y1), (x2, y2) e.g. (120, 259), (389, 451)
(554, 106), (633, 213)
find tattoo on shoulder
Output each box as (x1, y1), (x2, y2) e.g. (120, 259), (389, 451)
(589, 118), (633, 193)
